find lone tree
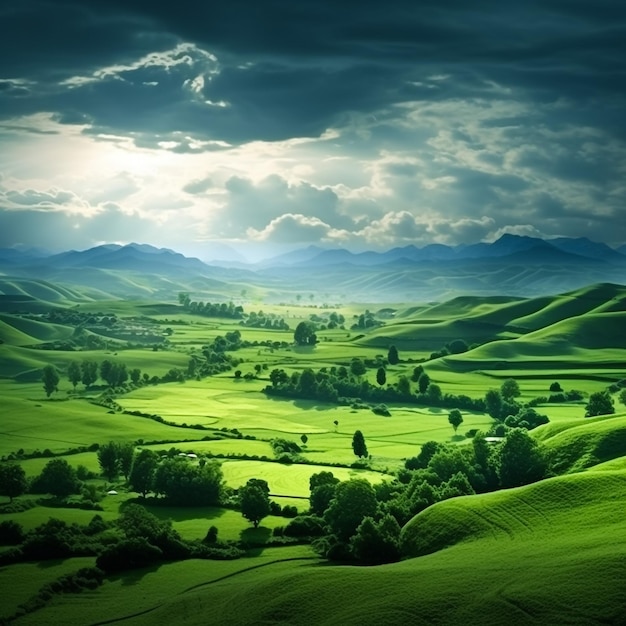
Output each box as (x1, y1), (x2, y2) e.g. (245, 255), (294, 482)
(294, 321), (317, 346)
(585, 391), (615, 417)
(67, 362), (82, 390)
(42, 365), (60, 398)
(239, 479), (271, 528)
(352, 430), (368, 458)
(0, 463), (27, 503)
(300, 434), (309, 446)
(500, 378), (521, 401)
(387, 345), (399, 365)
(376, 367), (387, 387)
(448, 409), (464, 433)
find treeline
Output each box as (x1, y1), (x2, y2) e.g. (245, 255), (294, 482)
(264, 364), (486, 413)
(239, 310), (289, 331)
(178, 293), (243, 319)
(264, 366), (551, 433)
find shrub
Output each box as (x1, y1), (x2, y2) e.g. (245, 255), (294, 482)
(0, 520), (24, 545)
(284, 515), (326, 537)
(372, 404), (391, 417)
(96, 537), (163, 573)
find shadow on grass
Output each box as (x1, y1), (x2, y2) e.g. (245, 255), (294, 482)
(106, 563), (163, 586)
(264, 394), (336, 412)
(119, 497), (227, 523)
(239, 526), (272, 556)
(36, 557), (77, 570)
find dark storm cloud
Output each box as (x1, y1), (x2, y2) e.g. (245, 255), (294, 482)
(1, 0), (624, 145)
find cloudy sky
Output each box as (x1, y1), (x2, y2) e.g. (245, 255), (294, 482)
(1, 0), (625, 260)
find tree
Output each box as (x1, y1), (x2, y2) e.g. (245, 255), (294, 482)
(129, 449), (158, 497)
(34, 459), (80, 498)
(67, 362), (81, 390)
(405, 440), (440, 470)
(376, 367), (387, 387)
(100, 359), (113, 385)
(411, 365), (424, 382)
(352, 430), (368, 458)
(447, 339), (468, 354)
(324, 479), (378, 540)
(130, 368), (142, 384)
(239, 480), (271, 528)
(350, 358), (366, 378)
(497, 428), (546, 488)
(501, 378), (521, 401)
(448, 409), (463, 433)
(300, 434), (308, 446)
(585, 391), (615, 417)
(620, 389), (626, 407)
(42, 365), (60, 398)
(294, 321), (317, 346)
(97, 442), (120, 481)
(350, 514), (401, 564)
(118, 442), (135, 481)
(0, 463), (27, 503)
(417, 372), (430, 394)
(550, 381), (562, 392)
(387, 345), (399, 365)
(298, 368), (318, 396)
(153, 458), (223, 505)
(397, 375), (411, 396)
(81, 360), (98, 389)
(309, 471), (340, 517)
(484, 389), (503, 419)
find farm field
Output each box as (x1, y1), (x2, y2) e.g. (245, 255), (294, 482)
(1, 282), (626, 624)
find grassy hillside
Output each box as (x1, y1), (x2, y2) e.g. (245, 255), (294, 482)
(533, 412), (626, 474)
(400, 469), (626, 557)
(62, 470), (625, 626)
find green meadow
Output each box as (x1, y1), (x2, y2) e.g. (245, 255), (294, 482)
(1, 281), (626, 623)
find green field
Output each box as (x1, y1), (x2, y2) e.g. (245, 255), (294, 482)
(2, 282), (626, 624)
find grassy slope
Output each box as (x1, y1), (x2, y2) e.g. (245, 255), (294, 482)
(86, 472), (626, 625)
(533, 411), (626, 473)
(111, 470), (626, 626)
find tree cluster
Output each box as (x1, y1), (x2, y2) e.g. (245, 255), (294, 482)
(299, 428), (548, 564)
(240, 310), (289, 331)
(178, 293), (244, 319)
(264, 365), (485, 413)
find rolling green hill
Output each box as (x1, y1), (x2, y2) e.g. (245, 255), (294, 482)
(85, 469), (626, 626)
(358, 283), (626, 354)
(533, 412), (626, 474)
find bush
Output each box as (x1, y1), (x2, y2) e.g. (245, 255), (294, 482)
(281, 504), (298, 518)
(372, 404), (391, 417)
(0, 519), (24, 544)
(96, 537), (163, 573)
(284, 515), (326, 537)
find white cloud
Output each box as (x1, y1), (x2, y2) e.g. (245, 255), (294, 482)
(247, 213), (342, 243)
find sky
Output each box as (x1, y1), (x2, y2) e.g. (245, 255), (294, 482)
(0, 0), (625, 260)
